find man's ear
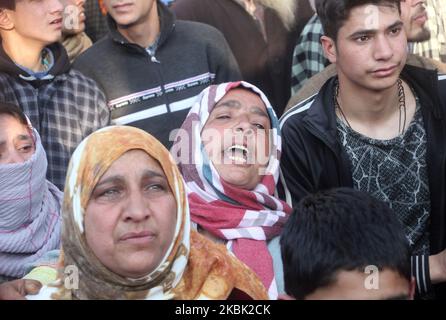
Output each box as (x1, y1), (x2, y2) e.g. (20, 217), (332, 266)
(320, 35), (337, 64)
(0, 9), (14, 31)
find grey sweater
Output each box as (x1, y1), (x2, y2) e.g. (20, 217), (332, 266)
(74, 1), (241, 148)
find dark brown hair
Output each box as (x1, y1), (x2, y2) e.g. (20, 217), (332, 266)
(316, 0), (401, 41)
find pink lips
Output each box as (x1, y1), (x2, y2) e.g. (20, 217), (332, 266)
(120, 230), (155, 244)
(413, 12), (427, 25)
(50, 18), (63, 28)
(372, 65), (398, 77)
(112, 2), (133, 11)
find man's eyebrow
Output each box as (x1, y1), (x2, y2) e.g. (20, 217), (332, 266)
(349, 21), (403, 39)
(386, 21), (404, 31)
(349, 28), (377, 39)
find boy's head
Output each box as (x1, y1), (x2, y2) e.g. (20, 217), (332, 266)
(316, 0), (401, 42)
(316, 0), (429, 43)
(280, 188), (415, 300)
(317, 0), (407, 93)
(0, 0), (63, 47)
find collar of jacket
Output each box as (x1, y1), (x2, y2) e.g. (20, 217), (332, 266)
(107, 0), (175, 55)
(302, 64), (444, 148)
(0, 42), (71, 81)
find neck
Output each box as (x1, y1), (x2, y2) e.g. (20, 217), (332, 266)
(117, 4), (160, 48)
(336, 75), (400, 125)
(1, 36), (47, 72)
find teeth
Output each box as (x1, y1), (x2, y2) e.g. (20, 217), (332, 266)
(226, 145), (249, 155)
(228, 155), (247, 163)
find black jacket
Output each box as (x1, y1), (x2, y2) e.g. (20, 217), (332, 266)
(279, 65), (446, 296)
(74, 1), (241, 148)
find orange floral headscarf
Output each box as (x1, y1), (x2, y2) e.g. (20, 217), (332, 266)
(43, 126), (267, 300)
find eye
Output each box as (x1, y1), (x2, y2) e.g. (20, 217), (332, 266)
(254, 123), (265, 129)
(356, 35), (370, 43)
(97, 188), (122, 200)
(144, 183), (167, 193)
(19, 145), (33, 153)
(216, 114), (230, 120)
(390, 26), (402, 36)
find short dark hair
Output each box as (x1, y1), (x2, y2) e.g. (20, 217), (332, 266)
(280, 188), (411, 299)
(0, 0), (15, 10)
(0, 102), (28, 126)
(316, 0), (401, 41)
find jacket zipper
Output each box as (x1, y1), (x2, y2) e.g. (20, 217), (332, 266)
(147, 51), (171, 112)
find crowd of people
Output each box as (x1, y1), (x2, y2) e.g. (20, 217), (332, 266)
(0, 0), (446, 300)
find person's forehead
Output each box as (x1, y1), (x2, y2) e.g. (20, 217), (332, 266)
(0, 114), (26, 128)
(104, 149), (165, 177)
(341, 4), (401, 31)
(216, 88), (267, 111)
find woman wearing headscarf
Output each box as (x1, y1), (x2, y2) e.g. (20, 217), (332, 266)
(28, 126), (268, 300)
(0, 103), (62, 283)
(171, 81), (292, 299)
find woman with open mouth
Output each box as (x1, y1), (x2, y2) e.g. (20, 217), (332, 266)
(172, 81), (292, 299)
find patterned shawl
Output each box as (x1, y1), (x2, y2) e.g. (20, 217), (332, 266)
(61, 32), (92, 63)
(172, 81), (292, 299)
(38, 126), (267, 300)
(0, 128), (62, 279)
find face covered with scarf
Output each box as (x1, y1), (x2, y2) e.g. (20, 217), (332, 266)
(0, 109), (62, 280)
(41, 125), (268, 300)
(172, 81), (292, 299)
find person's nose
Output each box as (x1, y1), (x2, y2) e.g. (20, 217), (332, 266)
(50, 0), (64, 15)
(233, 116), (254, 135)
(123, 190), (151, 223)
(373, 34), (394, 61)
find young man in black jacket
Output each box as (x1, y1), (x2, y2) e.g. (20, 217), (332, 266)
(280, 0), (446, 298)
(74, 0), (241, 148)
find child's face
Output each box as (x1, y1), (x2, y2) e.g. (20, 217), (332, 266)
(7, 0), (63, 46)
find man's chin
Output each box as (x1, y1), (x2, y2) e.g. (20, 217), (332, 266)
(409, 27), (431, 43)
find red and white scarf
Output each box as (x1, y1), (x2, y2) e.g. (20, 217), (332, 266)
(172, 81), (292, 299)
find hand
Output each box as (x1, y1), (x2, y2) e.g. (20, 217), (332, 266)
(0, 279), (42, 300)
(429, 249), (446, 284)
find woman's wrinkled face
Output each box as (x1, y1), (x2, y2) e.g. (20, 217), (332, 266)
(201, 88), (271, 190)
(84, 150), (177, 278)
(0, 115), (35, 164)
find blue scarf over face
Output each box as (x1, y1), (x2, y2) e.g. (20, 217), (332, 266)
(0, 128), (62, 279)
